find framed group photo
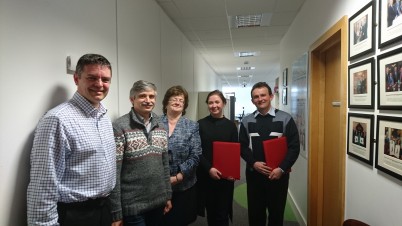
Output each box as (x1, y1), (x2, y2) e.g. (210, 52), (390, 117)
(348, 1), (375, 60)
(377, 47), (402, 110)
(348, 57), (375, 109)
(375, 115), (402, 181)
(347, 113), (374, 165)
(379, 0), (402, 48)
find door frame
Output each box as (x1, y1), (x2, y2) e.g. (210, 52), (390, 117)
(307, 16), (348, 226)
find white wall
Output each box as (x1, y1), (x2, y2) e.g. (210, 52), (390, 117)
(117, 0), (163, 114)
(281, 0), (402, 225)
(0, 0), (217, 225)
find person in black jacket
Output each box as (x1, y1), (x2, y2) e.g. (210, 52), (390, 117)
(239, 82), (300, 226)
(196, 90), (239, 226)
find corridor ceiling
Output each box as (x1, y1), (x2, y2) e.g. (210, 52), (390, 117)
(155, 0), (306, 89)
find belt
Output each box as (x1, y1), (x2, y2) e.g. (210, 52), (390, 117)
(58, 196), (109, 208)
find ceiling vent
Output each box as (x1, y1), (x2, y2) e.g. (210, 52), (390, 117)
(229, 13), (272, 28)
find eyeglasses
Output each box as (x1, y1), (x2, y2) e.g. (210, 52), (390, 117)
(169, 98), (185, 103)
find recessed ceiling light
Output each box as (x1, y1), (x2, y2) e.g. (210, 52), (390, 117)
(239, 52), (255, 57)
(234, 51), (261, 57)
(236, 67), (255, 71)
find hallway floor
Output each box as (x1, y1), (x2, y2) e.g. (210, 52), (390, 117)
(190, 160), (301, 226)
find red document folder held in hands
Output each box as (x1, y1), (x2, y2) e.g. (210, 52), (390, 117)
(213, 141), (241, 180)
(263, 137), (290, 172)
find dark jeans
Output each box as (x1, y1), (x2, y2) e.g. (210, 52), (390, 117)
(57, 197), (111, 226)
(246, 170), (289, 226)
(123, 206), (165, 226)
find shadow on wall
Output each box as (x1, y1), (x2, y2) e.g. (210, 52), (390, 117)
(8, 86), (69, 226)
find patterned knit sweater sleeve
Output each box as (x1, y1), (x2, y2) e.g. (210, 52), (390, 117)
(109, 114), (128, 222)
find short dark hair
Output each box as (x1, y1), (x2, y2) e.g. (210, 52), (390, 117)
(162, 86), (189, 115)
(250, 82), (272, 97)
(75, 54), (112, 77)
(205, 90), (226, 105)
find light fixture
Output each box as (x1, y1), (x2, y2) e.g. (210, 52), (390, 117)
(236, 14), (262, 28)
(236, 66), (255, 71)
(229, 13), (272, 29)
(239, 52), (255, 57)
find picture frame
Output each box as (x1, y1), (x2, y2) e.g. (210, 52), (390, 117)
(283, 68), (288, 86)
(348, 1), (375, 60)
(377, 47), (402, 110)
(379, 0), (402, 48)
(347, 113), (374, 165)
(348, 57), (375, 109)
(290, 52), (309, 159)
(375, 115), (402, 181)
(282, 87), (287, 105)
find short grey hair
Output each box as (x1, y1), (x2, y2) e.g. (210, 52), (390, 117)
(129, 80), (157, 98)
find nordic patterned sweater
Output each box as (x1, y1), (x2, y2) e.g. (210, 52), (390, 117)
(109, 108), (172, 221)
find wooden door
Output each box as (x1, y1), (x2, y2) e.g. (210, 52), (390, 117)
(308, 16), (348, 226)
(322, 41), (343, 225)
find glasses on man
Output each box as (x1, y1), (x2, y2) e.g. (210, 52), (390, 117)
(169, 98), (185, 103)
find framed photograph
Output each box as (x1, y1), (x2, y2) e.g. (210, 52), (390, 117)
(348, 1), (375, 60)
(347, 113), (374, 165)
(283, 68), (288, 86)
(377, 47), (402, 110)
(290, 53), (309, 159)
(375, 115), (402, 181)
(282, 88), (287, 105)
(348, 57), (375, 109)
(379, 0), (402, 48)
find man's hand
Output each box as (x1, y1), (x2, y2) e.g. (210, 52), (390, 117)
(253, 161), (270, 176)
(268, 167), (283, 180)
(163, 200), (172, 214)
(112, 220), (123, 226)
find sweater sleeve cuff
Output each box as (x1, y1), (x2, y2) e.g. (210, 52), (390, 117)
(112, 211), (123, 222)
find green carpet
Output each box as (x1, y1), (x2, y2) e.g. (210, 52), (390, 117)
(233, 183), (298, 221)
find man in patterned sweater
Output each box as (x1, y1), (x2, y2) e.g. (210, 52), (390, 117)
(110, 80), (172, 226)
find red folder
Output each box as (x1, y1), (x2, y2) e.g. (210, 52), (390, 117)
(263, 137), (290, 172)
(212, 141), (241, 180)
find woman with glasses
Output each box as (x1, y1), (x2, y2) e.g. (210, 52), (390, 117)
(160, 85), (202, 226)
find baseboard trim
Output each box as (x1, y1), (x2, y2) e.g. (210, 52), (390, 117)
(288, 191), (307, 226)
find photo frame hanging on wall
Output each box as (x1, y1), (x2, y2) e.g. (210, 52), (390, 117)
(347, 113), (374, 165)
(379, 0), (402, 48)
(283, 68), (288, 86)
(377, 47), (402, 110)
(375, 115), (402, 181)
(290, 52), (309, 159)
(348, 1), (375, 60)
(348, 57), (375, 109)
(282, 88), (287, 105)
